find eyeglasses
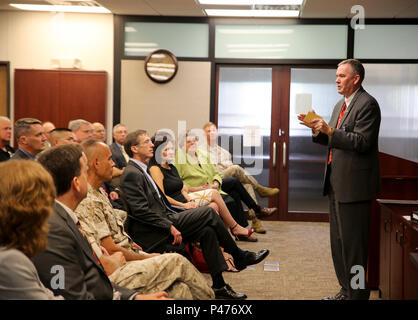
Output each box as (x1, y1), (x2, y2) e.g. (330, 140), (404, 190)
(135, 139), (153, 146)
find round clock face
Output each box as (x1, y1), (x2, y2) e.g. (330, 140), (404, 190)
(144, 49), (178, 83)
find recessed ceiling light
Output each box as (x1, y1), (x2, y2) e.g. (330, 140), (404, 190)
(10, 4), (111, 14)
(199, 0), (303, 5)
(206, 9), (299, 17)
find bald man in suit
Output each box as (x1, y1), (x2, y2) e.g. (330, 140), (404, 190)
(298, 59), (381, 300)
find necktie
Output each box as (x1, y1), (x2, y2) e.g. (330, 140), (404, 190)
(121, 145), (130, 163)
(328, 102), (347, 165)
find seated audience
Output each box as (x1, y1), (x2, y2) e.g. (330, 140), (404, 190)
(204, 122), (278, 195)
(175, 131), (277, 229)
(50, 128), (77, 146)
(0, 160), (62, 299)
(0, 116), (14, 162)
(68, 119), (94, 143)
(149, 135), (254, 241)
(120, 129), (270, 299)
(75, 139), (214, 299)
(92, 122), (106, 142)
(204, 122), (279, 233)
(34, 144), (169, 300)
(11, 118), (47, 160)
(42, 121), (56, 148)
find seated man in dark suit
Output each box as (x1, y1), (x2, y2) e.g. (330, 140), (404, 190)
(120, 129), (270, 300)
(34, 144), (169, 300)
(10, 118), (47, 160)
(110, 123), (129, 171)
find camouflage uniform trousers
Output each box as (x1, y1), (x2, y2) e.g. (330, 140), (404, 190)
(108, 253), (215, 300)
(220, 165), (260, 191)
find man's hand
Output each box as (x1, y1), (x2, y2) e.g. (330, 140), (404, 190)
(135, 291), (172, 300)
(298, 110), (331, 135)
(109, 191), (119, 201)
(132, 243), (143, 252)
(170, 225), (182, 245)
(100, 251), (126, 275)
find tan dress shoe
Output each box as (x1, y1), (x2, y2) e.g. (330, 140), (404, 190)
(257, 207), (278, 218)
(255, 185), (279, 198)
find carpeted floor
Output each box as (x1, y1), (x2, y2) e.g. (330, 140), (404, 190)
(203, 220), (380, 300)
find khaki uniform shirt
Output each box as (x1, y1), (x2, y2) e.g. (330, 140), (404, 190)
(206, 144), (233, 174)
(75, 184), (133, 255)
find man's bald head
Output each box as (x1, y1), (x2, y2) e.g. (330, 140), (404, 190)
(80, 139), (114, 183)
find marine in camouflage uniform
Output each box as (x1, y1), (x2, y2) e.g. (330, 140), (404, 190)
(75, 184), (214, 300)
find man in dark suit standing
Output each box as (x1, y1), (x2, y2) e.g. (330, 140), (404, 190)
(298, 59), (381, 300)
(119, 130), (270, 299)
(34, 144), (169, 300)
(10, 118), (47, 160)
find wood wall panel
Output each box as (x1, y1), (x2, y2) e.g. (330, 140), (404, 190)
(0, 65), (8, 116)
(368, 152), (418, 289)
(14, 69), (106, 129)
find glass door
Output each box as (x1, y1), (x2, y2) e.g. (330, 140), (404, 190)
(216, 66), (273, 211)
(216, 65), (339, 221)
(286, 67), (340, 220)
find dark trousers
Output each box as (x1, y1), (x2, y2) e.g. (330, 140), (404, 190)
(222, 177), (260, 227)
(328, 185), (371, 300)
(169, 206), (238, 276)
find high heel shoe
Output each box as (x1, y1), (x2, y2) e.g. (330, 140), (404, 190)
(230, 223), (257, 242)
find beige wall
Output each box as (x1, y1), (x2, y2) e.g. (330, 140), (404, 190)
(121, 60), (211, 141)
(0, 11), (113, 143)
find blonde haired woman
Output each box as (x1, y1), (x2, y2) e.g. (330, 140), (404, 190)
(0, 160), (63, 299)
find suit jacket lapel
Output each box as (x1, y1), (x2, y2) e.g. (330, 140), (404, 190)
(53, 202), (104, 272)
(129, 160), (164, 207)
(331, 100), (345, 128)
(339, 87), (364, 127)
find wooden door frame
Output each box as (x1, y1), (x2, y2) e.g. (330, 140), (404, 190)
(0, 61), (10, 117)
(270, 65), (336, 222)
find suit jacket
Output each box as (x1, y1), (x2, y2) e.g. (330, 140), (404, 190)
(110, 142), (127, 170)
(32, 202), (136, 300)
(313, 87), (381, 203)
(119, 160), (175, 252)
(0, 247), (62, 300)
(10, 148), (33, 160)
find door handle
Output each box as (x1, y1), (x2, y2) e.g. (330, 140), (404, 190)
(273, 142), (277, 168)
(282, 141), (287, 169)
